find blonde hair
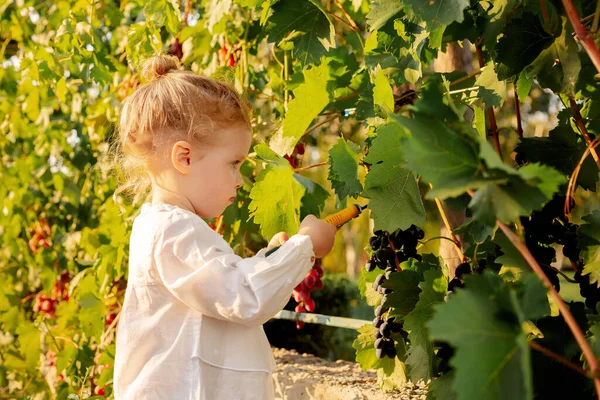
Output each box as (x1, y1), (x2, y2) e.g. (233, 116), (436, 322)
(105, 53), (252, 206)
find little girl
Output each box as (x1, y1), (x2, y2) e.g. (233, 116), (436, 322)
(111, 54), (337, 399)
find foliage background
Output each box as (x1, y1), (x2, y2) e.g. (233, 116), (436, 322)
(2, 0), (600, 399)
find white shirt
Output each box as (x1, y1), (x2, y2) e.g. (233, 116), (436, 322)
(113, 202), (315, 399)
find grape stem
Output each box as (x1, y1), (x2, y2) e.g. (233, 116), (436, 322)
(294, 162), (327, 172)
(565, 137), (600, 215)
(562, 0), (600, 75)
(514, 84), (524, 138)
(539, 0), (553, 34)
(303, 114), (340, 137)
(475, 41), (503, 161)
(430, 187), (465, 263)
(528, 341), (591, 379)
(42, 319), (63, 352)
(449, 68), (483, 87)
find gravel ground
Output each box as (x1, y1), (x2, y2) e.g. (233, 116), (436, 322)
(272, 347), (428, 400)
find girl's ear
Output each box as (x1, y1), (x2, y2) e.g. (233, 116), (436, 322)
(171, 140), (192, 174)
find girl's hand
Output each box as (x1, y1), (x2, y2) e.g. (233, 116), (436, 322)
(267, 232), (289, 250)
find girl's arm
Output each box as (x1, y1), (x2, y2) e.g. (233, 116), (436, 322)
(153, 214), (315, 328)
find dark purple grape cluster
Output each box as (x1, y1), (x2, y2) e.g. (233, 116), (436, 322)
(366, 226), (424, 359)
(447, 262), (471, 292)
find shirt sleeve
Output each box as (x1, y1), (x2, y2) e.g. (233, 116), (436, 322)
(153, 212), (315, 327)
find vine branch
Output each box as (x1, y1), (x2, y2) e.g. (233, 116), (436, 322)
(514, 84), (524, 138)
(565, 137), (600, 215)
(475, 42), (503, 160)
(431, 185), (465, 263)
(569, 96), (600, 169)
(562, 0), (600, 75)
(528, 341), (591, 379)
(294, 162), (327, 172)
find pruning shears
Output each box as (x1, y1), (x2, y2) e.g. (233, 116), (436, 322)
(264, 203), (368, 257)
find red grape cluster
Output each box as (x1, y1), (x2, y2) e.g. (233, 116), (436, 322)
(291, 258), (324, 329)
(284, 143), (305, 169)
(33, 272), (70, 318)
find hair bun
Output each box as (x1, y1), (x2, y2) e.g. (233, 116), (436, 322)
(140, 54), (182, 82)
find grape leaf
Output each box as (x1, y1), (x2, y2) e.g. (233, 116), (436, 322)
(515, 125), (598, 190)
(383, 270), (423, 318)
(427, 370), (457, 400)
(495, 12), (555, 80)
(428, 272), (533, 400)
(294, 174), (329, 218)
(270, 58), (333, 155)
(404, 269), (447, 381)
(394, 115), (491, 199)
(358, 265), (384, 306)
(517, 274), (550, 321)
(16, 322), (41, 373)
(404, 0), (470, 30)
(248, 165), (305, 238)
(353, 324), (396, 370)
(469, 163), (566, 225)
(528, 18), (581, 95)
(265, 0), (336, 66)
(481, 0), (518, 49)
(579, 211), (600, 288)
(327, 137), (363, 201)
(366, 0), (403, 31)
(470, 62), (506, 108)
(516, 70), (533, 100)
(363, 167), (426, 232)
(373, 66), (394, 115)
(364, 122), (407, 188)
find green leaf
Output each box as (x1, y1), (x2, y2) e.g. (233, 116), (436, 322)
(359, 265), (384, 306)
(16, 322), (41, 373)
(518, 274), (550, 321)
(481, 0), (518, 49)
(353, 324), (396, 370)
(394, 115), (489, 199)
(495, 12), (555, 80)
(270, 58), (333, 155)
(493, 228), (528, 271)
(429, 273), (533, 400)
(516, 70), (533, 100)
(455, 219), (493, 244)
(364, 123), (406, 188)
(515, 125), (598, 190)
(404, 0), (470, 30)
(266, 0), (336, 66)
(164, 1), (181, 36)
(470, 62), (506, 108)
(363, 167), (426, 232)
(295, 174), (329, 217)
(327, 137), (363, 201)
(366, 0), (403, 31)
(373, 66), (394, 115)
(469, 164), (566, 225)
(580, 211), (600, 288)
(249, 165), (305, 238)
(404, 269), (447, 381)
(528, 18), (581, 95)
(428, 371), (457, 400)
(384, 270), (424, 318)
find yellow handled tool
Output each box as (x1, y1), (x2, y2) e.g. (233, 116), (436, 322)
(264, 204), (368, 257)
